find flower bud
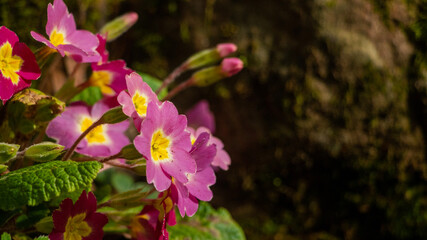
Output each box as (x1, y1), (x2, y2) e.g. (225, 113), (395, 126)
(24, 142), (64, 162)
(100, 12), (138, 42)
(216, 43), (237, 57)
(191, 58), (243, 87)
(220, 57), (244, 77)
(185, 43), (238, 70)
(0, 143), (19, 164)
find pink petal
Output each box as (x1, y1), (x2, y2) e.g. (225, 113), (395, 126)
(186, 100), (216, 133)
(67, 30), (99, 53)
(30, 31), (58, 53)
(117, 91), (135, 117)
(162, 149), (196, 183)
(152, 163), (172, 192)
(186, 167), (215, 201)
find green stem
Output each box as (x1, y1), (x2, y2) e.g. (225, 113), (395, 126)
(156, 63), (188, 94)
(62, 118), (103, 161)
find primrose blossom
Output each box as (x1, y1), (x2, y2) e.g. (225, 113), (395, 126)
(134, 101), (196, 192)
(31, 0), (100, 63)
(46, 101), (129, 157)
(0, 26), (40, 102)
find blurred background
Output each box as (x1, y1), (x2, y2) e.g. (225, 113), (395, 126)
(3, 0), (427, 239)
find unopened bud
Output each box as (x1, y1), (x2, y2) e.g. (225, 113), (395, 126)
(220, 57), (244, 77)
(185, 43), (238, 70)
(216, 43), (237, 57)
(24, 142), (64, 162)
(99, 106), (128, 124)
(100, 12), (138, 42)
(0, 143), (19, 164)
(191, 58), (243, 87)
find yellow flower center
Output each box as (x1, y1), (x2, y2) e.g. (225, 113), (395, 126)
(50, 30), (65, 47)
(190, 135), (196, 145)
(0, 42), (23, 85)
(151, 130), (170, 161)
(80, 117), (107, 144)
(132, 92), (148, 117)
(64, 213), (92, 240)
(88, 71), (114, 95)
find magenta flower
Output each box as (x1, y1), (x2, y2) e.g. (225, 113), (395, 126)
(130, 192), (176, 240)
(0, 26), (40, 103)
(31, 0), (100, 63)
(49, 191), (108, 240)
(94, 34), (109, 64)
(88, 34), (133, 97)
(118, 72), (160, 131)
(186, 100), (216, 133)
(89, 60), (132, 96)
(171, 130), (217, 217)
(46, 101), (129, 157)
(189, 127), (231, 171)
(134, 101), (196, 192)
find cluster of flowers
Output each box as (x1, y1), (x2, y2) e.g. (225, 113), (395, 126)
(0, 0), (242, 239)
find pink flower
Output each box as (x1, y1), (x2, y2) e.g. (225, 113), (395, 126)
(189, 127), (231, 171)
(134, 101), (196, 192)
(171, 130), (217, 217)
(31, 0), (100, 63)
(0, 26), (40, 103)
(118, 72), (160, 131)
(49, 191), (108, 240)
(186, 100), (216, 133)
(46, 101), (129, 157)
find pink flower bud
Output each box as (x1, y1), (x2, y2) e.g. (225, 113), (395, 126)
(123, 12), (138, 26)
(216, 43), (237, 58)
(220, 58), (243, 77)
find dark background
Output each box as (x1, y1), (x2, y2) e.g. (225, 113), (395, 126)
(3, 0), (427, 239)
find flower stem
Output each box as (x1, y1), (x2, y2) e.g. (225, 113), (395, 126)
(162, 78), (193, 101)
(156, 63), (188, 95)
(62, 118), (103, 160)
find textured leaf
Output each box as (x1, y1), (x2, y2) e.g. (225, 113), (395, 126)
(169, 202), (246, 240)
(0, 161), (102, 211)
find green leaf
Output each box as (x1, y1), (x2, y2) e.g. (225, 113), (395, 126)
(1, 89), (65, 143)
(35, 217), (53, 234)
(169, 202), (246, 240)
(139, 73), (168, 99)
(0, 233), (11, 240)
(70, 86), (103, 106)
(24, 142), (64, 162)
(0, 161), (102, 211)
